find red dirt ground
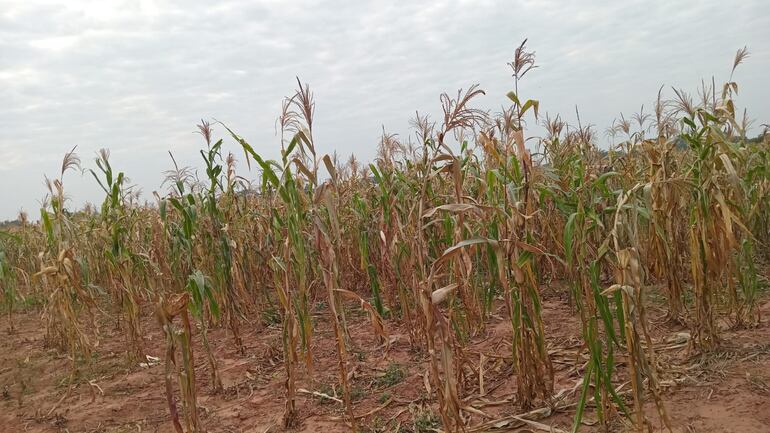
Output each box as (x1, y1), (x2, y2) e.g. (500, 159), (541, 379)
(1, 291), (769, 433)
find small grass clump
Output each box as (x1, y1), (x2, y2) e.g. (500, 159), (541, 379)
(413, 409), (440, 433)
(373, 363), (405, 388)
(260, 306), (281, 327)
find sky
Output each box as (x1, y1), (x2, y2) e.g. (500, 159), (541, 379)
(1, 0), (768, 220)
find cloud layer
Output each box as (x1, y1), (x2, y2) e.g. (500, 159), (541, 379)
(1, 0), (768, 218)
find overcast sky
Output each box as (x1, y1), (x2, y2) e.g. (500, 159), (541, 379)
(1, 0), (768, 219)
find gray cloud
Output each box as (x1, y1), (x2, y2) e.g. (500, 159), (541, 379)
(1, 0), (768, 218)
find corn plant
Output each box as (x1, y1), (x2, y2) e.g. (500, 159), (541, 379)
(0, 232), (18, 332)
(642, 114), (688, 323)
(229, 80), (319, 426)
(156, 293), (201, 433)
(313, 157), (357, 429)
(90, 149), (145, 360)
(496, 41), (554, 408)
(604, 184), (670, 431)
(543, 144), (633, 430)
(197, 122), (244, 353)
(680, 107), (745, 348)
(161, 178), (224, 392)
(352, 192), (386, 318)
(36, 148), (98, 377)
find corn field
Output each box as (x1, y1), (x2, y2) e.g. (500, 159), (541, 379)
(1, 43), (768, 433)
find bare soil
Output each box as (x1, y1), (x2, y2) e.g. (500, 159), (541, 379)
(1, 290), (769, 433)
